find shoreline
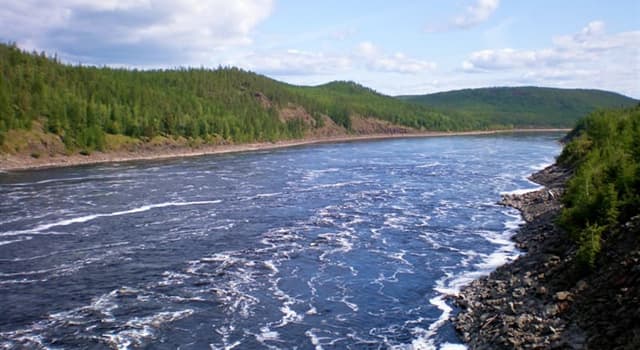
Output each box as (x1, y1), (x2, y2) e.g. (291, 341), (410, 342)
(453, 162), (640, 349)
(0, 128), (569, 172)
(452, 164), (580, 349)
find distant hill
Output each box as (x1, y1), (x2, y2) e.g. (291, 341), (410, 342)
(0, 43), (469, 156)
(398, 87), (638, 128)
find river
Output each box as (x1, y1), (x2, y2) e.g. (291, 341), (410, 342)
(0, 133), (562, 349)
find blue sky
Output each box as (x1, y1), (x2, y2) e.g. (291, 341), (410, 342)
(2, 0), (639, 97)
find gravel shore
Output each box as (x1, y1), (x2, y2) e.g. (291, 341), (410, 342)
(453, 164), (640, 349)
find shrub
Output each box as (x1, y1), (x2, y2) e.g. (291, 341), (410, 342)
(559, 106), (640, 268)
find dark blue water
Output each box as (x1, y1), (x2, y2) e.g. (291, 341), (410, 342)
(0, 134), (562, 349)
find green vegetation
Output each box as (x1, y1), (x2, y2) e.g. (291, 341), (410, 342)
(0, 43), (470, 154)
(399, 87), (637, 128)
(558, 106), (640, 267)
(289, 81), (482, 130)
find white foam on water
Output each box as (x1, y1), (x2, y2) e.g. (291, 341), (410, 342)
(456, 250), (479, 268)
(269, 279), (304, 327)
(305, 329), (325, 350)
(342, 215), (366, 229)
(306, 181), (365, 191)
(0, 266), (64, 278)
(260, 227), (302, 249)
(6, 175), (100, 187)
(418, 231), (443, 250)
(504, 211), (524, 231)
(0, 236), (32, 246)
(209, 340), (242, 350)
(210, 222), (235, 231)
(388, 326), (441, 350)
(0, 252), (117, 283)
(125, 309), (194, 329)
(475, 249), (517, 270)
(410, 189), (533, 350)
(102, 309), (194, 349)
(263, 260), (279, 275)
(278, 303), (302, 326)
(0, 241), (138, 285)
(190, 251), (263, 319)
(302, 168), (340, 182)
(383, 214), (408, 231)
(2, 287), (139, 348)
(247, 192), (282, 200)
(0, 278), (41, 285)
(167, 295), (206, 303)
(307, 277), (319, 297)
(472, 213), (522, 271)
(372, 271), (398, 287)
(1, 200), (222, 237)
(340, 296), (359, 312)
(500, 186), (543, 196)
(255, 326), (280, 343)
(388, 250), (412, 266)
(314, 230), (356, 261)
(530, 159), (554, 171)
(0, 333), (48, 350)
(370, 228), (382, 240)
(156, 271), (190, 287)
(306, 305), (318, 315)
(416, 161), (441, 169)
(393, 302), (467, 350)
(210, 325), (244, 350)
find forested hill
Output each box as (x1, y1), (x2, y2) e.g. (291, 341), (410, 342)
(398, 87), (638, 128)
(2, 42), (634, 157)
(0, 43), (463, 155)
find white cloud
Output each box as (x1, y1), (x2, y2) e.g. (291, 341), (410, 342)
(453, 0), (500, 29)
(425, 0), (500, 33)
(552, 20), (636, 53)
(329, 28), (357, 41)
(462, 48), (561, 70)
(0, 0), (274, 65)
(357, 41), (379, 57)
(232, 41), (437, 77)
(462, 21), (640, 71)
(356, 41), (437, 74)
(461, 21), (640, 97)
(231, 49), (352, 76)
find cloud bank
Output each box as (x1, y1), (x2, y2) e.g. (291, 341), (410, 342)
(461, 21), (640, 96)
(0, 0), (274, 65)
(453, 0), (500, 29)
(229, 41), (437, 77)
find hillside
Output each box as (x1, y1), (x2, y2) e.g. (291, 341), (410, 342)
(0, 43), (466, 158)
(399, 87), (638, 128)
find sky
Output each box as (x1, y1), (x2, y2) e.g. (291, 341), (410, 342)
(1, 0), (639, 98)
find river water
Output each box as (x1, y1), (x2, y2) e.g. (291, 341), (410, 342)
(0, 133), (562, 349)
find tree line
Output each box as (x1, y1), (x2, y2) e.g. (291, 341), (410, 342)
(0, 43), (481, 153)
(400, 86), (638, 128)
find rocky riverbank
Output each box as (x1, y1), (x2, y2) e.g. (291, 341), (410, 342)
(453, 164), (640, 349)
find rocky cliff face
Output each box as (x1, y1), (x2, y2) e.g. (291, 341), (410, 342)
(453, 164), (640, 349)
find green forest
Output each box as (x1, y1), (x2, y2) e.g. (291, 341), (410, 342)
(0, 43), (464, 154)
(399, 87), (637, 128)
(558, 106), (640, 268)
